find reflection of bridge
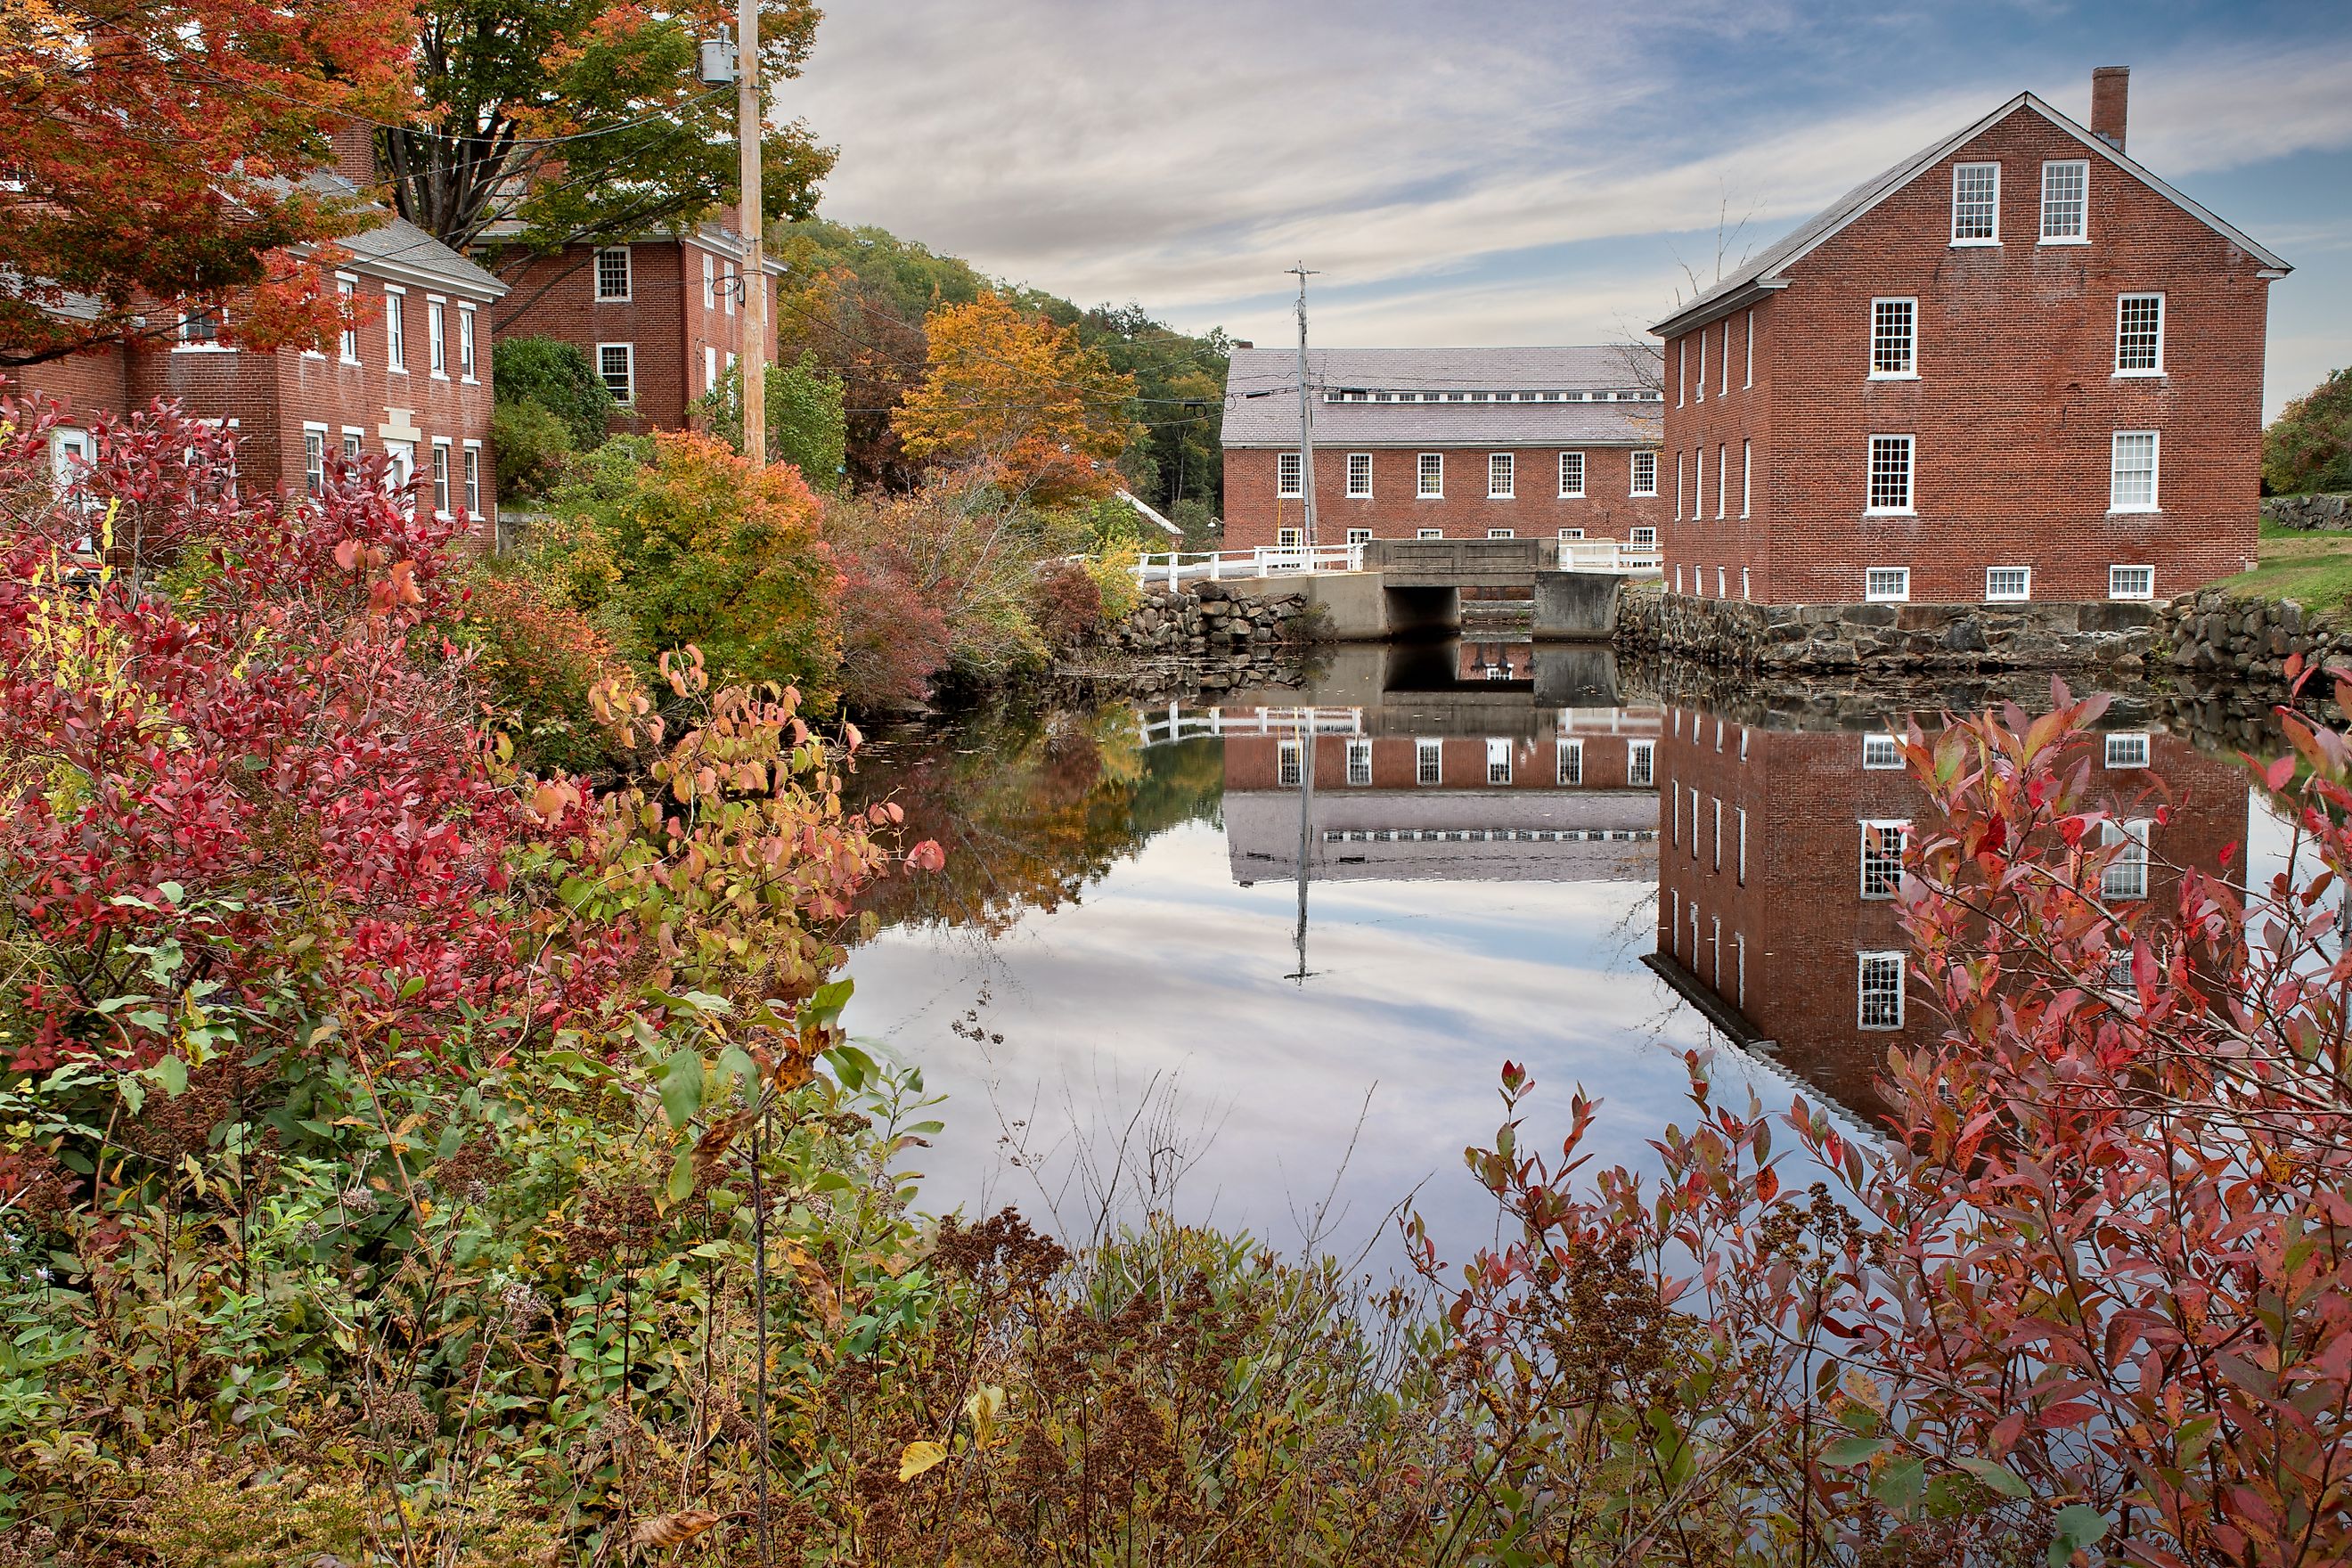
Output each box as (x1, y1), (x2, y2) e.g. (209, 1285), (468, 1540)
(1140, 705), (1364, 747)
(1131, 537), (1663, 587)
(1225, 789), (1658, 884)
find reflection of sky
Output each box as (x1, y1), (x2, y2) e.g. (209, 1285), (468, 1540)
(844, 807), (1841, 1268)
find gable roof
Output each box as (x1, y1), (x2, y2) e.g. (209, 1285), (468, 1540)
(304, 171), (507, 299)
(1649, 92), (2291, 339)
(1221, 345), (1663, 448)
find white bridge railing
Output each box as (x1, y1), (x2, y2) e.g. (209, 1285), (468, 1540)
(1140, 704), (1365, 747)
(1131, 539), (1662, 585)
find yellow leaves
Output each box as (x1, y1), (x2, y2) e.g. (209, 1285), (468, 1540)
(782, 1240), (842, 1333)
(898, 1441), (948, 1482)
(899, 1385), (1009, 1483)
(629, 1509), (725, 1548)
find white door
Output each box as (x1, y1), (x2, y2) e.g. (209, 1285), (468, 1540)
(385, 439), (416, 513)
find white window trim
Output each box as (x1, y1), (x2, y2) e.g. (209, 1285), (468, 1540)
(594, 247), (633, 303)
(1487, 452), (1515, 500)
(1627, 739), (1654, 787)
(2038, 159), (2091, 245)
(2101, 818), (2152, 902)
(427, 298), (448, 380)
(1345, 738), (1373, 788)
(1862, 732), (1903, 770)
(1417, 452), (1443, 498)
(1630, 450), (1658, 498)
(1417, 527), (1443, 539)
(430, 437), (454, 519)
(1984, 566), (2032, 602)
(300, 421), (329, 495)
(457, 307), (478, 382)
(1868, 296), (1920, 380)
(1744, 310), (1754, 389)
(1277, 526), (1303, 548)
(1345, 452), (1373, 499)
(1674, 451), (1685, 520)
(1278, 740), (1302, 788)
(1558, 527), (1584, 540)
(1716, 444), (1727, 519)
(1557, 738), (1583, 786)
(1344, 527), (1373, 545)
(2104, 732), (2152, 770)
(339, 425), (365, 461)
(2109, 431), (2160, 515)
(1277, 451), (1303, 498)
(2114, 292), (2166, 377)
(1719, 319), (1731, 396)
(1866, 434), (1916, 516)
(1558, 450), (1585, 499)
(382, 285), (407, 374)
(1740, 439), (1752, 519)
(1859, 819), (1909, 900)
(461, 438), (484, 515)
(598, 340), (636, 405)
(1677, 339), (1686, 407)
(336, 274), (362, 365)
(2110, 564), (2156, 601)
(1865, 567), (1912, 603)
(1488, 527), (1515, 539)
(1950, 161), (2002, 247)
(1858, 951), (1907, 1030)
(1416, 738), (1442, 786)
(1695, 331), (1707, 402)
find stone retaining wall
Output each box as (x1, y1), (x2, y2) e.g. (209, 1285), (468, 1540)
(1614, 584), (2159, 673)
(1106, 581), (1312, 692)
(2260, 492), (2352, 531)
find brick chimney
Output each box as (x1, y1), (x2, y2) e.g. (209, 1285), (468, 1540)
(328, 121), (379, 188)
(2090, 66), (2129, 153)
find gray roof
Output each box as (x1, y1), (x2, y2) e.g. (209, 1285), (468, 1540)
(304, 171), (507, 299)
(1651, 92), (2290, 339)
(1221, 346), (1664, 448)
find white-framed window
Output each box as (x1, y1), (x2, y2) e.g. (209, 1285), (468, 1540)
(595, 247), (632, 301)
(723, 260), (736, 316)
(2102, 818), (2152, 901)
(1344, 527), (1372, 545)
(1558, 450), (1585, 498)
(2109, 564), (2155, 600)
(1741, 439), (1752, 518)
(49, 428), (91, 504)
(1278, 740), (1302, 788)
(1346, 739), (1372, 786)
(1486, 739), (1513, 786)
(1488, 452), (1515, 499)
(1744, 309), (1754, 388)
(337, 276), (360, 363)
(458, 308), (477, 379)
(1688, 787), (1702, 861)
(1870, 298), (1917, 378)
(1487, 527), (1515, 539)
(384, 437), (415, 510)
(1674, 566), (1685, 593)
(1985, 566), (2031, 601)
(1416, 738), (1442, 785)
(1627, 739), (1654, 787)
(2115, 294), (2165, 374)
(1716, 444), (1727, 519)
(301, 424), (327, 495)
(1951, 161), (2000, 244)
(1417, 452), (1442, 497)
(176, 298), (224, 346)
(1675, 451), (1686, 520)
(1277, 451), (1303, 497)
(1558, 527), (1584, 541)
(1858, 951), (1907, 1030)
(1742, 567), (1752, 600)
(2110, 431), (2160, 512)
(2104, 732), (2151, 770)
(1736, 806), (1747, 886)
(1277, 527), (1303, 548)
(1866, 434), (1915, 514)
(2041, 159), (2089, 242)
(1417, 527), (1443, 539)
(428, 298), (446, 376)
(1344, 452), (1372, 497)
(1631, 450), (1658, 496)
(1720, 319), (1731, 396)
(431, 439), (452, 516)
(1860, 820), (1909, 899)
(1677, 339), (1686, 407)
(1716, 566), (1727, 596)
(1735, 932), (1748, 1004)
(1863, 732), (1902, 769)
(1557, 739), (1583, 785)
(341, 426), (363, 461)
(703, 252), (717, 309)
(462, 442), (482, 515)
(1695, 330), (1707, 402)
(598, 341), (634, 404)
(1695, 446), (1705, 518)
(384, 288), (405, 371)
(1630, 526), (1658, 548)
(705, 344), (719, 395)
(1866, 566), (1912, 603)
(1713, 796), (1724, 870)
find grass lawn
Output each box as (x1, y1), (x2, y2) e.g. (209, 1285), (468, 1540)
(2219, 527), (2352, 614)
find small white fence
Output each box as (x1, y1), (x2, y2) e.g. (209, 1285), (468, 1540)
(1139, 704), (1366, 747)
(1131, 539), (1661, 585)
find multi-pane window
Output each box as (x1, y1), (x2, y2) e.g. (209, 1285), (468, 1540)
(1417, 527), (1443, 539)
(1866, 567), (1912, 603)
(431, 442), (451, 515)
(704, 253), (717, 308)
(341, 429), (363, 461)
(1870, 298), (1917, 377)
(1345, 527), (1372, 545)
(1741, 440), (1752, 518)
(1277, 527), (1303, 547)
(1558, 450), (1585, 497)
(1486, 739), (1513, 785)
(1417, 453), (1442, 496)
(1558, 527), (1584, 541)
(1627, 739), (1654, 787)
(2110, 431), (2159, 511)
(1951, 162), (2000, 243)
(303, 429), (325, 495)
(1487, 527), (1515, 539)
(338, 279), (359, 362)
(1860, 821), (1909, 898)
(2109, 564), (2155, 600)
(1631, 449), (1658, 496)
(1866, 434), (1915, 513)
(1278, 741), (1302, 788)
(1858, 952), (1907, 1029)
(723, 261), (736, 316)
(429, 301), (446, 375)
(1488, 452), (1515, 498)
(177, 299), (222, 344)
(1346, 739), (1372, 786)
(594, 247), (632, 300)
(2102, 819), (2151, 901)
(2104, 732), (2151, 769)
(1416, 738), (1442, 785)
(463, 445), (481, 514)
(1557, 739), (1583, 785)
(1863, 733), (1902, 770)
(1717, 445), (1727, 519)
(1631, 526), (1657, 548)
(385, 291), (405, 370)
(1277, 452), (1303, 496)
(1985, 566), (2031, 601)
(598, 342), (634, 403)
(2115, 294), (2164, 373)
(1345, 452), (1372, 497)
(458, 309), (477, 378)
(2041, 159), (2089, 241)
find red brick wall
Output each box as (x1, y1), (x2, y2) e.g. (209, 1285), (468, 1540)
(495, 239), (774, 437)
(1222, 445), (1666, 551)
(1662, 107), (2275, 606)
(1655, 708), (2247, 1116)
(9, 346), (132, 425)
(1222, 729), (1657, 793)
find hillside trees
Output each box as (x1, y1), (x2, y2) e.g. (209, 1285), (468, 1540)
(2266, 368), (2352, 495)
(0, 0), (412, 367)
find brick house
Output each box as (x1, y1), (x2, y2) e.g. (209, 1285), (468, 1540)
(1648, 701), (2245, 1119)
(7, 167), (503, 546)
(1221, 347), (1667, 552)
(489, 228), (781, 436)
(1650, 68), (2290, 608)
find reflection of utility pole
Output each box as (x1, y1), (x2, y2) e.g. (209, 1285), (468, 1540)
(736, 0), (767, 467)
(1287, 263), (1320, 551)
(1287, 706), (1317, 984)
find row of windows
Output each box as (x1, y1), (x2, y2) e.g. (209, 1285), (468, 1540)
(1673, 441), (1753, 522)
(1278, 449), (1661, 500)
(298, 425), (484, 518)
(1322, 388), (1661, 404)
(1678, 309), (1756, 407)
(1675, 560), (2158, 604)
(1855, 429), (2161, 517)
(596, 246), (747, 315)
(1866, 291), (2165, 379)
(182, 282), (482, 381)
(1951, 158), (2098, 247)
(1278, 739), (1656, 788)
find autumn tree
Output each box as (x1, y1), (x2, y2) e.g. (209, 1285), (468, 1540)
(893, 292), (1141, 506)
(0, 0), (412, 367)
(2265, 367), (2352, 495)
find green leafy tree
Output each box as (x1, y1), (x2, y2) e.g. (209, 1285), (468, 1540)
(492, 335), (616, 449)
(488, 397), (575, 501)
(692, 351), (849, 491)
(2266, 368), (2352, 495)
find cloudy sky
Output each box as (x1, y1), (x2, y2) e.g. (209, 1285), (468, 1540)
(786, 0), (2352, 418)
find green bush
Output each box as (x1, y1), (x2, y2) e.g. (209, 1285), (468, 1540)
(2266, 368), (2352, 495)
(488, 396), (574, 502)
(491, 335), (616, 450)
(692, 351), (850, 492)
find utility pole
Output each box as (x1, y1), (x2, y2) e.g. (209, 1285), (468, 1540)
(736, 0), (767, 468)
(1287, 263), (1319, 551)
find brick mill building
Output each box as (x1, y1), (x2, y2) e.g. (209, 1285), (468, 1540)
(1220, 347), (1667, 552)
(1650, 68), (2290, 608)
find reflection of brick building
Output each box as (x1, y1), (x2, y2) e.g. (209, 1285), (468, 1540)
(1650, 703), (2247, 1118)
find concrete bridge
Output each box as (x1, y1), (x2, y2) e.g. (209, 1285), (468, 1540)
(1244, 536), (1654, 642)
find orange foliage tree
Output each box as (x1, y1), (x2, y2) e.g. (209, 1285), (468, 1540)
(891, 292), (1140, 506)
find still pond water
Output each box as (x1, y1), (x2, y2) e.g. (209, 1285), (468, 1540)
(841, 643), (2277, 1265)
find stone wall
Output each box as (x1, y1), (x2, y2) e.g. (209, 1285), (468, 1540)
(1615, 584), (2159, 673)
(1106, 580), (1312, 693)
(2261, 492), (2352, 531)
